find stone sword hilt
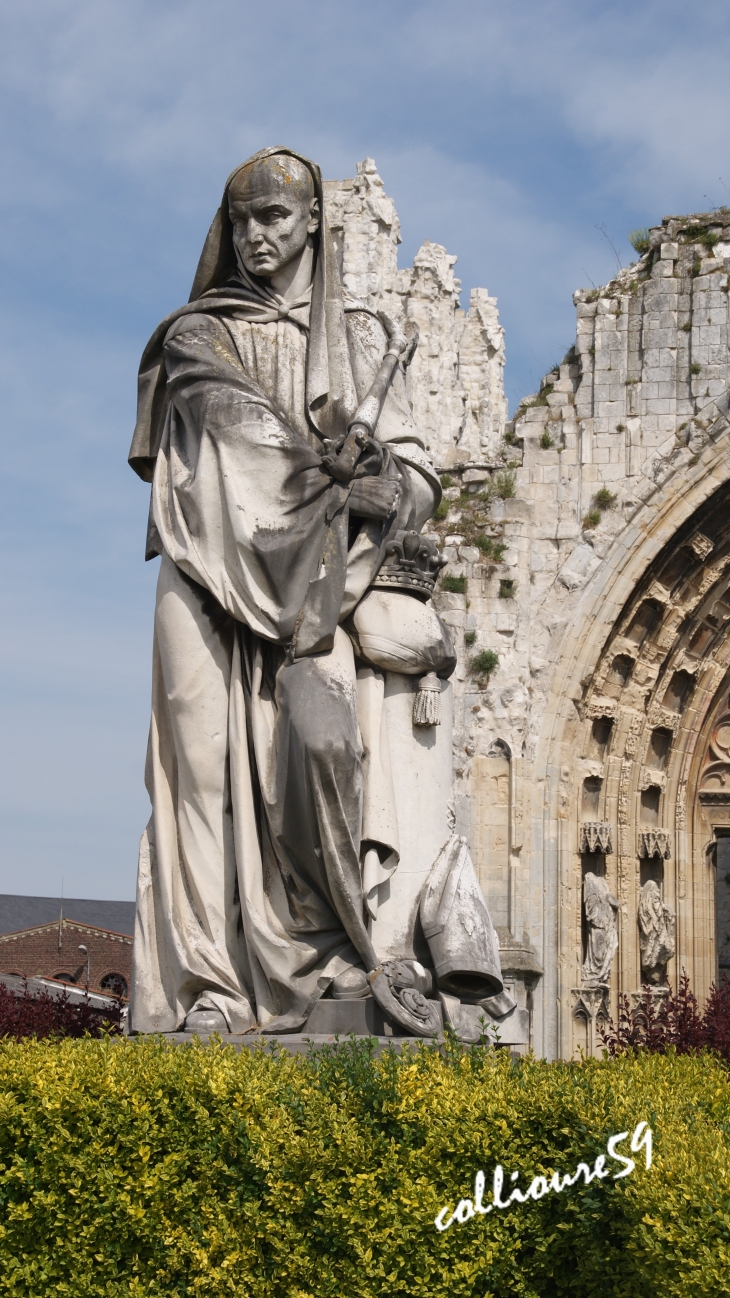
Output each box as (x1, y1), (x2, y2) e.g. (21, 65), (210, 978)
(321, 312), (419, 483)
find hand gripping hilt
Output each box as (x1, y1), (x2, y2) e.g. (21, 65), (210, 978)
(321, 312), (419, 483)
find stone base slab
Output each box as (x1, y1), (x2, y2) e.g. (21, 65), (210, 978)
(302, 994), (439, 1037)
(138, 992), (530, 1052)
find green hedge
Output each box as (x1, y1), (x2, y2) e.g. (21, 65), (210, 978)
(0, 1037), (728, 1296)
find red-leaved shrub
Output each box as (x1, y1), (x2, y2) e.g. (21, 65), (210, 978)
(0, 980), (121, 1040)
(599, 970), (730, 1061)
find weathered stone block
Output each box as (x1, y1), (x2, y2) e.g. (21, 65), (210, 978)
(502, 499), (534, 522)
(437, 591), (467, 611)
(441, 610), (466, 629)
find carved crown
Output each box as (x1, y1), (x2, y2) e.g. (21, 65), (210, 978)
(372, 529), (447, 600)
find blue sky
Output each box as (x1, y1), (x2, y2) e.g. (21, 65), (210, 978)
(1, 0), (729, 900)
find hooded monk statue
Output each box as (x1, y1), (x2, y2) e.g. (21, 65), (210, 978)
(127, 147), (505, 1038)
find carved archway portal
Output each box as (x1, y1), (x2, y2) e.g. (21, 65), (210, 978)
(564, 480), (730, 1056)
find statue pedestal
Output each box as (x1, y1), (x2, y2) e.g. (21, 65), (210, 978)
(303, 995), (438, 1037)
(571, 985), (609, 1057)
(301, 993), (529, 1047)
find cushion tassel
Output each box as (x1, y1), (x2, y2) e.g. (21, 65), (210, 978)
(413, 672), (441, 726)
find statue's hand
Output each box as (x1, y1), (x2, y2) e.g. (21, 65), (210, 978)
(348, 476), (400, 520)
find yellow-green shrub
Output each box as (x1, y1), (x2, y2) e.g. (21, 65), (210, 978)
(0, 1037), (727, 1297)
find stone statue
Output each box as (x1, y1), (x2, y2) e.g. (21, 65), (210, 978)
(127, 147), (504, 1038)
(581, 872), (619, 987)
(638, 879), (675, 985)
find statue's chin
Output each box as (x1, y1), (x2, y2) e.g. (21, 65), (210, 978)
(245, 259), (276, 277)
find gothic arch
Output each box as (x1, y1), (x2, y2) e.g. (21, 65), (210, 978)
(531, 428), (730, 1057)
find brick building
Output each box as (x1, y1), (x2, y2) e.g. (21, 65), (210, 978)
(0, 895), (134, 998)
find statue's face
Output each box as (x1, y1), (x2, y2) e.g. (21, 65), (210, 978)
(228, 157), (319, 281)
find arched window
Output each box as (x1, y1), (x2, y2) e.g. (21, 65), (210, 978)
(100, 973), (128, 998)
(53, 972), (77, 984)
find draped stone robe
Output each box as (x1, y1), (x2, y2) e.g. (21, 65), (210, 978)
(129, 299), (439, 1034)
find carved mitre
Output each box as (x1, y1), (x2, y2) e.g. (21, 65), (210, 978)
(420, 835), (503, 999)
(372, 529), (447, 601)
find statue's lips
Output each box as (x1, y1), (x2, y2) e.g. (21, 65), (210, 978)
(247, 253), (276, 270)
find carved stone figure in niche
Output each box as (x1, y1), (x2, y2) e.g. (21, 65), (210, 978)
(127, 147), (504, 1038)
(638, 880), (675, 984)
(581, 872), (619, 987)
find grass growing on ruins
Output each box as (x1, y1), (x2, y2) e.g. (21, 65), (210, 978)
(682, 224), (721, 252)
(471, 535), (506, 562)
(517, 383), (553, 413)
(441, 574), (467, 595)
(583, 509), (602, 529)
(0, 1038), (727, 1297)
(493, 469), (516, 499)
(594, 488), (617, 510)
(628, 228), (651, 255)
(470, 648), (499, 678)
(431, 469), (515, 583)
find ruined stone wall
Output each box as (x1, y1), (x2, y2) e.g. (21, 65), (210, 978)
(431, 213), (730, 1057)
(323, 160), (507, 467)
(326, 159), (730, 1058)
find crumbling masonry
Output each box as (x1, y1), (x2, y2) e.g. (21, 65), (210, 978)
(325, 160), (730, 1058)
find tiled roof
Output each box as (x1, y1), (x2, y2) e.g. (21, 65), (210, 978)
(0, 895), (135, 938)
